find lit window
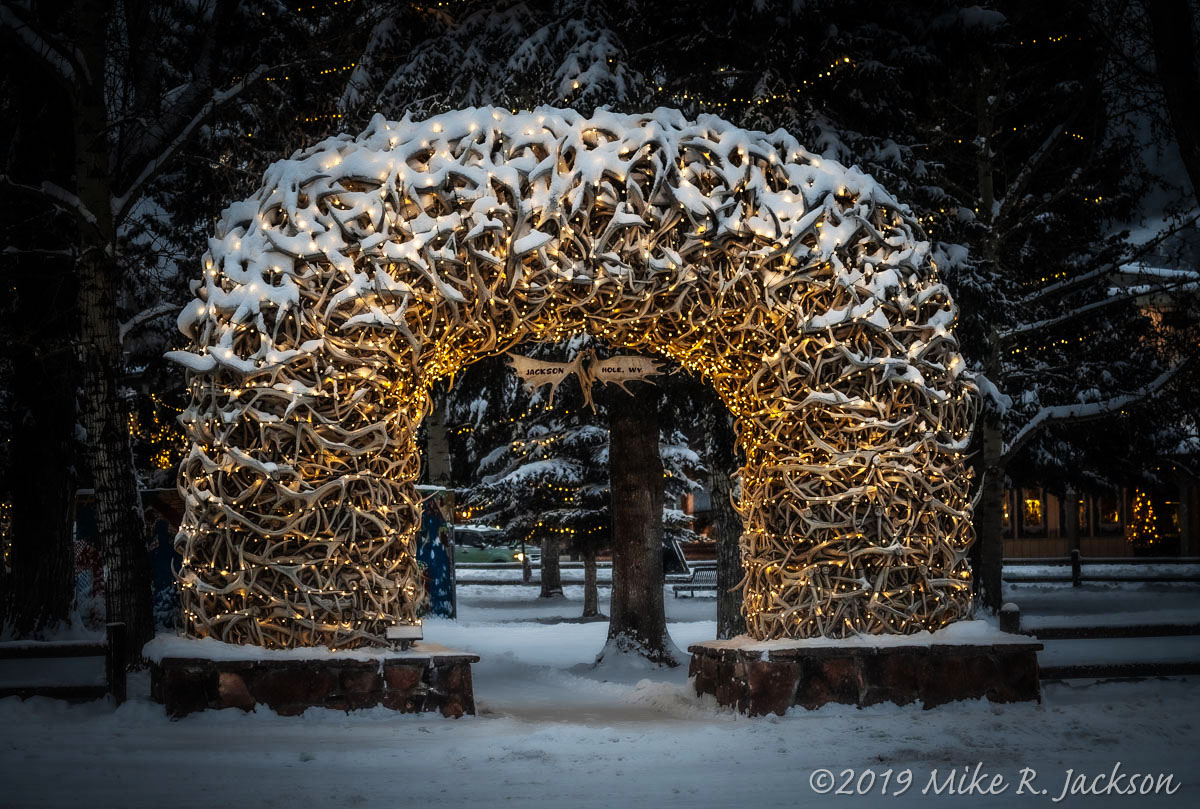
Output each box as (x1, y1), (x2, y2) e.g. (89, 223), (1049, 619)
(1098, 494), (1122, 534)
(1023, 498), (1042, 526)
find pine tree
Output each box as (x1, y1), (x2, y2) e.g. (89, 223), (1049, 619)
(916, 4), (1194, 606)
(447, 337), (703, 617)
(636, 0), (1195, 605)
(460, 340), (609, 600)
(339, 0), (645, 121)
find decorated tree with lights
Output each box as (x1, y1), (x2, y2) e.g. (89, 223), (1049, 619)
(119, 0), (397, 487)
(913, 4), (1198, 606)
(1127, 489), (1162, 551)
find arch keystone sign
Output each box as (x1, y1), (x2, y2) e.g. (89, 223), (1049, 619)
(508, 349), (662, 407)
(169, 106), (978, 650)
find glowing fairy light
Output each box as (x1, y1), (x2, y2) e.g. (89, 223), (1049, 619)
(171, 108), (978, 648)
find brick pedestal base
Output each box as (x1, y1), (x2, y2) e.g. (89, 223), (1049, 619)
(689, 637), (1042, 716)
(149, 644), (479, 718)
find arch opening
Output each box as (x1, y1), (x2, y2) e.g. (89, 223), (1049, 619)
(170, 107), (977, 649)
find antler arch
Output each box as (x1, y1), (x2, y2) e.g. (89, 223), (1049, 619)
(171, 107), (977, 648)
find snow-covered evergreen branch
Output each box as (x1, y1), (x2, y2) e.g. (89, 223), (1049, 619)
(1000, 363), (1184, 465)
(998, 273), (1200, 346)
(1017, 212), (1200, 308)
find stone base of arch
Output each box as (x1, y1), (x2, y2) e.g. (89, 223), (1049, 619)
(688, 631), (1042, 715)
(148, 644), (479, 718)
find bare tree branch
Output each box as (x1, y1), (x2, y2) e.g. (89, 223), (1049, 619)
(993, 120), (1068, 227)
(999, 274), (1200, 346)
(1017, 211), (1200, 308)
(111, 63), (271, 222)
(0, 174), (102, 233)
(118, 302), (179, 344)
(0, 4), (83, 88)
(1, 246), (78, 258)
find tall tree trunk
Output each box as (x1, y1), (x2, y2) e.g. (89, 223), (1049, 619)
(600, 384), (677, 666)
(73, 0), (154, 663)
(975, 415), (1006, 612)
(970, 50), (1006, 615)
(77, 248), (154, 662)
(423, 402), (452, 486)
(539, 536), (563, 598)
(1147, 0), (1200, 203)
(1065, 485), (1081, 554)
(1180, 478), (1195, 557)
(0, 348), (78, 636)
(581, 547), (599, 618)
(703, 404), (745, 639)
(0, 40), (79, 638)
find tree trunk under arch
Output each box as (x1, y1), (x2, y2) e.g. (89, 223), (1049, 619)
(599, 384), (678, 667)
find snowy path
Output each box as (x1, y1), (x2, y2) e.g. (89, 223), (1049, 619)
(0, 586), (1197, 808)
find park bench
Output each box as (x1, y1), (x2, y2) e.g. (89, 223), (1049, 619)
(0, 622), (126, 704)
(672, 566), (718, 597)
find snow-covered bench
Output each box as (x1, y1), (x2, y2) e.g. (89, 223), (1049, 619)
(673, 566), (717, 597)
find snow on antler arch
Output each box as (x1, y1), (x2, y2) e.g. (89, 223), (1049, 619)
(170, 106), (978, 648)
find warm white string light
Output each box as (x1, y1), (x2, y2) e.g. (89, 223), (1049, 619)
(170, 107), (978, 648)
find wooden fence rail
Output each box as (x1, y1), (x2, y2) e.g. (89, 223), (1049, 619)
(1002, 551), (1200, 585)
(0, 622), (125, 704)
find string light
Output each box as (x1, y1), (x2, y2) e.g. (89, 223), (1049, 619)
(0, 500), (11, 573)
(128, 394), (189, 470)
(173, 108), (978, 647)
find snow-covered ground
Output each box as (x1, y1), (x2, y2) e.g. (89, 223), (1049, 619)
(1, 582), (1197, 808)
(455, 565), (616, 583)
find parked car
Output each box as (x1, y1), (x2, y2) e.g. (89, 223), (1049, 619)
(452, 525), (539, 564)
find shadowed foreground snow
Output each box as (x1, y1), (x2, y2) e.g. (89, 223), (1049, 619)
(1, 584), (1196, 808)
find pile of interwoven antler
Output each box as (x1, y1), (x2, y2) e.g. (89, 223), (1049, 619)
(170, 107), (977, 648)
